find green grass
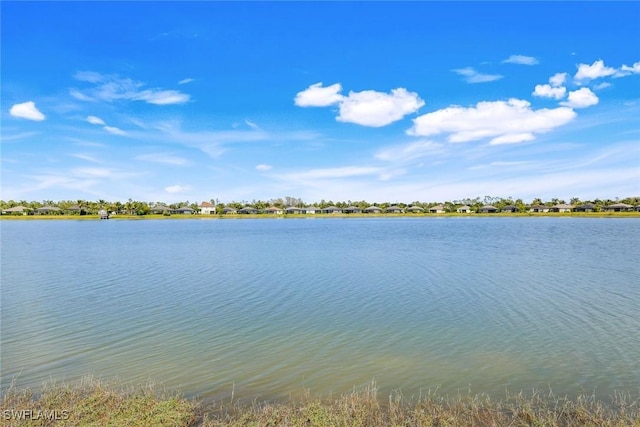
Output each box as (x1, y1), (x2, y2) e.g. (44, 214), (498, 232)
(2, 379), (639, 426)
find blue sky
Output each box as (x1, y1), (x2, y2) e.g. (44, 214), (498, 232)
(2, 2), (639, 204)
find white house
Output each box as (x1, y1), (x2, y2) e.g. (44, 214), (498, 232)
(199, 201), (216, 214)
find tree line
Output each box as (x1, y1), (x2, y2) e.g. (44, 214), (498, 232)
(1, 195), (639, 215)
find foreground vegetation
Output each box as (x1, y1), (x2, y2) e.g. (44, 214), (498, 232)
(2, 379), (639, 426)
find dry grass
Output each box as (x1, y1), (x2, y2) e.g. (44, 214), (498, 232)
(2, 379), (639, 426)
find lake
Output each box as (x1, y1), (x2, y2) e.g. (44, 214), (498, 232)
(1, 217), (639, 402)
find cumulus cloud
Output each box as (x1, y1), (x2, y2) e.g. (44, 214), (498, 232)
(532, 84), (566, 100)
(9, 101), (45, 121)
(408, 99), (576, 145)
(616, 61), (640, 77)
(452, 67), (503, 83)
(549, 72), (567, 87)
(86, 115), (106, 125)
(294, 83), (424, 127)
(574, 60), (616, 82)
(256, 164), (272, 171)
(560, 88), (599, 109)
(294, 82), (344, 107)
(503, 55), (539, 65)
(165, 184), (190, 194)
(336, 88), (425, 127)
(71, 71), (190, 105)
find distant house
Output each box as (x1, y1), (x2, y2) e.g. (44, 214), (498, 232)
(35, 206), (61, 215)
(65, 204), (83, 215)
(343, 206), (361, 214)
(322, 206), (343, 214)
(456, 205), (471, 213)
(285, 207), (303, 214)
(264, 206), (284, 215)
(222, 207), (237, 215)
(603, 203), (634, 212)
(364, 206), (383, 214)
(239, 206), (258, 214)
(501, 205), (518, 213)
(150, 205), (171, 214)
(528, 205), (549, 213)
(2, 205), (30, 215)
(478, 205), (498, 213)
(550, 204), (573, 213)
(98, 209), (109, 219)
(174, 206), (194, 214)
(303, 206), (319, 214)
(406, 206), (425, 213)
(386, 205), (404, 214)
(574, 203), (596, 212)
(636, 206), (640, 212)
(199, 201), (216, 215)
(429, 204), (445, 214)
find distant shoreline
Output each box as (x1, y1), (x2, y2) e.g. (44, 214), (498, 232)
(1, 212), (640, 220)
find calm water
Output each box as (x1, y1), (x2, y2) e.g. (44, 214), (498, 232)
(1, 217), (639, 402)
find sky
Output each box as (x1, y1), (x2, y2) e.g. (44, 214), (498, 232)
(2, 2), (639, 205)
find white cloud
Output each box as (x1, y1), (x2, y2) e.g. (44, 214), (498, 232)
(593, 82), (611, 90)
(574, 60), (616, 82)
(103, 126), (127, 136)
(616, 61), (640, 77)
(294, 82), (344, 107)
(86, 115), (106, 125)
(165, 184), (190, 194)
(503, 55), (539, 65)
(9, 101), (46, 121)
(72, 71), (190, 105)
(408, 98), (576, 145)
(256, 164), (272, 171)
(136, 153), (189, 166)
(532, 84), (566, 100)
(131, 89), (190, 105)
(178, 78), (194, 85)
(452, 67), (503, 83)
(336, 88), (425, 127)
(549, 72), (567, 87)
(294, 83), (424, 127)
(245, 119), (260, 130)
(560, 88), (599, 109)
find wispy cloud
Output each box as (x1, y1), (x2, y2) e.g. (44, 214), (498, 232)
(374, 140), (444, 162)
(452, 67), (503, 83)
(71, 71), (190, 105)
(9, 101), (46, 121)
(136, 153), (190, 166)
(86, 115), (106, 125)
(178, 78), (194, 85)
(103, 126), (127, 136)
(165, 184), (191, 194)
(256, 164), (272, 171)
(70, 153), (101, 163)
(503, 55), (539, 65)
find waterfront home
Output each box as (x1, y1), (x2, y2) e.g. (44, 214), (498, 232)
(501, 205), (518, 213)
(636, 206), (640, 212)
(364, 206), (383, 214)
(222, 207), (237, 215)
(528, 204), (550, 213)
(150, 205), (172, 214)
(303, 206), (319, 214)
(239, 206), (258, 214)
(603, 203), (634, 212)
(456, 205), (471, 213)
(98, 209), (109, 219)
(264, 206), (284, 215)
(199, 201), (215, 214)
(386, 205), (404, 213)
(175, 206), (194, 214)
(36, 206), (62, 215)
(343, 206), (362, 214)
(65, 204), (83, 215)
(2, 205), (31, 215)
(478, 205), (498, 213)
(550, 204), (573, 213)
(285, 207), (303, 214)
(406, 206), (425, 213)
(429, 204), (445, 214)
(574, 203), (596, 212)
(322, 206), (343, 214)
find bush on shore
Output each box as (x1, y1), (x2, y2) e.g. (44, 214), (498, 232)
(2, 378), (639, 426)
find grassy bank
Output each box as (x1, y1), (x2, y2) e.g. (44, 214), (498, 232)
(2, 379), (639, 426)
